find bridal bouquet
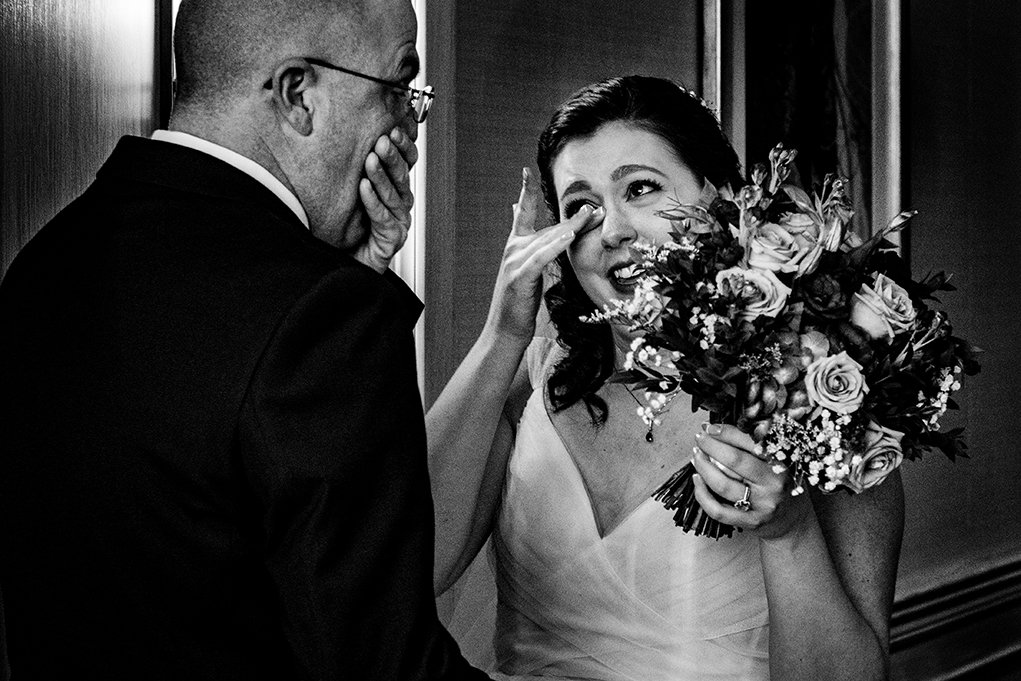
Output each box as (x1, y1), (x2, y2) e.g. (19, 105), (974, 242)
(587, 144), (981, 538)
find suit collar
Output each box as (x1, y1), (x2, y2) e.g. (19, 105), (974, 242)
(98, 135), (310, 235)
(151, 130), (309, 229)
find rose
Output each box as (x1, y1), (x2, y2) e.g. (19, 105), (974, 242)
(747, 223), (798, 272)
(804, 350), (868, 414)
(747, 221), (827, 277)
(716, 266), (791, 321)
(842, 421), (905, 493)
(800, 272), (848, 320)
(747, 223), (807, 273)
(850, 273), (917, 341)
(780, 212), (817, 235)
(779, 213), (826, 277)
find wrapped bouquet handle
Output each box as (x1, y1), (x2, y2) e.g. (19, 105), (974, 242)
(653, 462), (737, 539)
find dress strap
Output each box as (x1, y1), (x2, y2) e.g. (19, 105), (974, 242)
(524, 336), (559, 389)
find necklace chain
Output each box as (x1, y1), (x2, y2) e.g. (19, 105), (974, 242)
(622, 384), (678, 443)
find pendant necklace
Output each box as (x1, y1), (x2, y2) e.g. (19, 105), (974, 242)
(622, 385), (678, 443)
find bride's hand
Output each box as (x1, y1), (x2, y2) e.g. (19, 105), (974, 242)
(689, 423), (812, 541)
(483, 168), (604, 342)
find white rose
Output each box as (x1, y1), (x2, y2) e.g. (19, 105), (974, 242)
(779, 213), (827, 277)
(850, 273), (917, 341)
(842, 421), (905, 493)
(794, 238), (826, 278)
(804, 351), (868, 414)
(747, 223), (801, 273)
(716, 267), (791, 321)
(779, 212), (818, 235)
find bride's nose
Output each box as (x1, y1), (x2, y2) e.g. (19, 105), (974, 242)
(600, 208), (637, 249)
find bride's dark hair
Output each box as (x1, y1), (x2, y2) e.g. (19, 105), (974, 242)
(537, 75), (743, 423)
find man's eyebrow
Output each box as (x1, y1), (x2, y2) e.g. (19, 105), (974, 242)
(611, 164), (667, 182)
(559, 179), (590, 201)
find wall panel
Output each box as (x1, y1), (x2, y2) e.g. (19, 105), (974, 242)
(890, 1), (1021, 678)
(1, 0), (161, 278)
(897, 0), (1021, 615)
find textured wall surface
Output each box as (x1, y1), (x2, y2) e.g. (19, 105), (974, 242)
(1, 0), (159, 277)
(889, 2), (1021, 678)
(897, 0), (1021, 598)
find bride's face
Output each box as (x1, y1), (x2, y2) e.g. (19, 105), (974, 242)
(552, 121), (703, 315)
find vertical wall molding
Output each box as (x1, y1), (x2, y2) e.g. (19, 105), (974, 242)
(701, 0), (746, 170)
(701, 0), (721, 113)
(391, 0), (429, 396)
(423, 0), (457, 405)
(155, 0), (173, 130)
(872, 0), (902, 246)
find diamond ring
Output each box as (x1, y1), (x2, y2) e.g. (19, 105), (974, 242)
(734, 485), (752, 512)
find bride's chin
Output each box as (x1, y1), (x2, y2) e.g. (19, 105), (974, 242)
(609, 281), (638, 297)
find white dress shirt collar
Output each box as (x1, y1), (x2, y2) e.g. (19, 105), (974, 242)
(151, 129), (309, 229)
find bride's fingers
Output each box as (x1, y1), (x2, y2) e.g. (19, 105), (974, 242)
(701, 423), (758, 454)
(694, 427), (772, 484)
(518, 228), (576, 274)
(692, 473), (750, 527)
(508, 205), (604, 280)
(511, 168), (543, 237)
(532, 203), (604, 243)
(525, 205), (603, 259)
(691, 444), (748, 503)
(512, 167), (608, 244)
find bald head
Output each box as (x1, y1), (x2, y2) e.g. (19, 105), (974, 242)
(169, 0), (419, 248)
(173, 0), (366, 110)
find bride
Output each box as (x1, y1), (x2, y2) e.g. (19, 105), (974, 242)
(427, 76), (903, 681)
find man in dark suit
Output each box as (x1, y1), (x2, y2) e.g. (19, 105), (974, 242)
(0, 0), (486, 678)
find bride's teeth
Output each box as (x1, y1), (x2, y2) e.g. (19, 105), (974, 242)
(614, 264), (641, 280)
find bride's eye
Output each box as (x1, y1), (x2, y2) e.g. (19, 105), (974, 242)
(563, 198), (597, 219)
(625, 179), (663, 201)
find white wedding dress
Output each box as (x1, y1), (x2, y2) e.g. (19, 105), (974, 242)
(447, 338), (771, 681)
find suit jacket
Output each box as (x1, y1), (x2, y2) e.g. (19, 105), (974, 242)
(0, 136), (485, 680)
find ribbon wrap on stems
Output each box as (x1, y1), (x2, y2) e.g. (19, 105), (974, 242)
(653, 462), (737, 539)
(651, 381), (754, 540)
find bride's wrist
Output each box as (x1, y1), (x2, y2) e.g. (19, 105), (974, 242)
(756, 491), (818, 549)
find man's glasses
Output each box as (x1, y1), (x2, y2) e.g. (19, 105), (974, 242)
(304, 58), (435, 123)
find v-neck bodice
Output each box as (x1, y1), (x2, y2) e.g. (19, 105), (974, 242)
(540, 387), (661, 542)
(486, 337), (771, 680)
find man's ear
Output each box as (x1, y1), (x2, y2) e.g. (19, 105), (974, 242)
(266, 59), (315, 136)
